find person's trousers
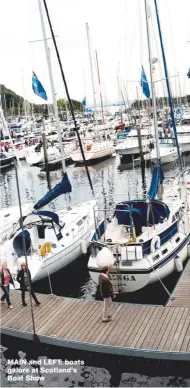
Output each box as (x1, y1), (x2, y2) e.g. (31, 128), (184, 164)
(21, 288), (38, 304)
(103, 297), (112, 320)
(1, 285), (11, 306)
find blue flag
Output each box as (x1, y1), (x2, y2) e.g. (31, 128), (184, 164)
(187, 68), (190, 78)
(82, 97), (86, 107)
(141, 66), (150, 98)
(32, 71), (47, 100)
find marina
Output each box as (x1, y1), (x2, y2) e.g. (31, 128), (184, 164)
(0, 0), (190, 386)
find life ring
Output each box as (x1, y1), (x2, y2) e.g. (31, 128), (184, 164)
(40, 242), (51, 257)
(150, 236), (160, 254)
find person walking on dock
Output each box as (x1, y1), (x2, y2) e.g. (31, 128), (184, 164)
(17, 263), (41, 307)
(99, 266), (113, 322)
(0, 262), (14, 309)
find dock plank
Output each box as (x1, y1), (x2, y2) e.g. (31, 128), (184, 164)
(128, 307), (157, 348)
(168, 259), (190, 307)
(135, 307), (164, 349)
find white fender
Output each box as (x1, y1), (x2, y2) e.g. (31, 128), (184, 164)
(175, 255), (183, 272)
(81, 239), (87, 254)
(96, 247), (114, 269)
(150, 236), (161, 254)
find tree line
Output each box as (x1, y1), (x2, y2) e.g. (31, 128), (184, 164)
(0, 84), (83, 118)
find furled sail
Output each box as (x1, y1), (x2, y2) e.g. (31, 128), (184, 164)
(34, 174), (72, 210)
(147, 165), (164, 200)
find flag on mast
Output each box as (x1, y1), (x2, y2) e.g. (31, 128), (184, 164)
(82, 97), (86, 107)
(140, 66), (150, 98)
(32, 71), (47, 100)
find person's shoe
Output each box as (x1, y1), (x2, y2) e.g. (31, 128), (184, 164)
(102, 317), (112, 322)
(23, 302), (27, 307)
(8, 305), (13, 309)
(1, 300), (6, 304)
(36, 301), (41, 305)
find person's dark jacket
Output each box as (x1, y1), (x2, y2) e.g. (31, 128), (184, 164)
(99, 273), (113, 298)
(17, 269), (32, 290)
(0, 269), (14, 287)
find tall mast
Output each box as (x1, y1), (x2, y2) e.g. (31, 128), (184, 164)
(154, 0), (182, 171)
(86, 23), (97, 127)
(38, 0), (66, 173)
(144, 0), (160, 161)
(95, 50), (105, 136)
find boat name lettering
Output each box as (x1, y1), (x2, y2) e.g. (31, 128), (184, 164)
(110, 274), (136, 281)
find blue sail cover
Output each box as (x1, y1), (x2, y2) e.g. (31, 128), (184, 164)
(13, 230), (31, 257)
(115, 199), (170, 234)
(148, 165), (164, 199)
(34, 174), (72, 210)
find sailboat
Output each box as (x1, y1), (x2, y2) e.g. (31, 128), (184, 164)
(87, 0), (190, 294)
(1, 179), (97, 284)
(1, 0), (98, 284)
(70, 23), (114, 165)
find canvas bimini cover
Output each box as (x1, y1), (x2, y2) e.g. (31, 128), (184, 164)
(13, 230), (31, 257)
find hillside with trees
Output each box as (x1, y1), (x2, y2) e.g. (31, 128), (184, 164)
(0, 84), (83, 117)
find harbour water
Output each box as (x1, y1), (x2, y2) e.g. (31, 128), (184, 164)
(1, 154), (190, 387)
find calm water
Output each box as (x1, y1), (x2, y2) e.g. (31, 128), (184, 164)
(1, 154), (190, 387)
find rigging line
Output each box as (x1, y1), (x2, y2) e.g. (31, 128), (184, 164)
(0, 105), (33, 201)
(149, 8), (166, 100)
(154, 0), (182, 172)
(42, 0), (94, 196)
(14, 161), (39, 343)
(138, 0), (143, 67)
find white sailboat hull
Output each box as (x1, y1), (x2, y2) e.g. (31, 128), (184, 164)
(71, 141), (114, 163)
(151, 149), (179, 164)
(0, 204), (34, 244)
(26, 147), (60, 165)
(89, 235), (189, 293)
(33, 221), (95, 282)
(14, 144), (38, 160)
(2, 200), (97, 284)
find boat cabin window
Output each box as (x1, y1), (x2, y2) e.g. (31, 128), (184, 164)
(153, 254), (160, 261)
(77, 219), (83, 226)
(176, 236), (180, 243)
(162, 248), (168, 255)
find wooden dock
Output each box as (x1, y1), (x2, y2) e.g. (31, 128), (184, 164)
(167, 258), (190, 308)
(1, 261), (190, 361)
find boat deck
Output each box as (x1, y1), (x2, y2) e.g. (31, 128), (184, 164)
(1, 256), (190, 362)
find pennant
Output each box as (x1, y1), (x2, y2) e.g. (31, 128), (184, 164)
(82, 97), (86, 107)
(32, 71), (47, 100)
(141, 66), (150, 98)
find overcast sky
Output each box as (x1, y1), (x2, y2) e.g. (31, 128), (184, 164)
(0, 0), (189, 106)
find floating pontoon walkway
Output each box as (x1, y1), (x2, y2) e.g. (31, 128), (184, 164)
(1, 261), (190, 361)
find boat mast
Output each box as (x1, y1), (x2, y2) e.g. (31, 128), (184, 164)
(86, 23), (98, 129)
(154, 0), (182, 171)
(38, 0), (66, 174)
(144, 0), (161, 162)
(95, 50), (105, 136)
